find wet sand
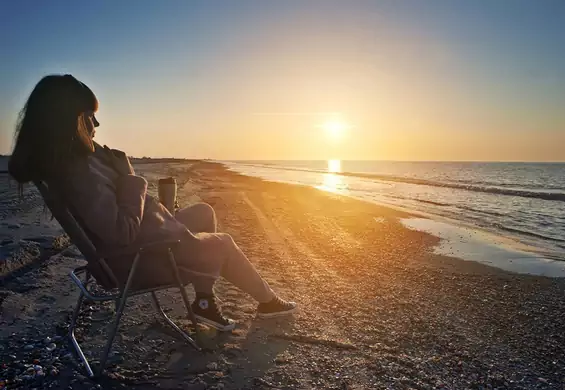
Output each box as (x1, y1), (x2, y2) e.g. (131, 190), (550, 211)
(401, 218), (565, 278)
(1, 161), (564, 389)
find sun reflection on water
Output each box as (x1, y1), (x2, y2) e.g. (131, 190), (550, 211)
(328, 159), (341, 173)
(317, 160), (348, 193)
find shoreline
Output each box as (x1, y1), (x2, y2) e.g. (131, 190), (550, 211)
(222, 160), (565, 261)
(401, 217), (565, 278)
(222, 162), (565, 278)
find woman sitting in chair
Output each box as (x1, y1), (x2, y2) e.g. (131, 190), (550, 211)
(8, 74), (297, 331)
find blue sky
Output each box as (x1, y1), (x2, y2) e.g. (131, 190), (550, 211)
(1, 1), (564, 160)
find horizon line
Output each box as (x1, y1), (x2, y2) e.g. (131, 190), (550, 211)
(1, 154), (563, 164)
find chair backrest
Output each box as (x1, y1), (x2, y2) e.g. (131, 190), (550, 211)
(34, 180), (117, 289)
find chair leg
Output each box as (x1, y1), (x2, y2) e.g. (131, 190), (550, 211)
(97, 254), (141, 376)
(152, 292), (201, 350)
(69, 291), (95, 378)
(166, 250), (203, 347)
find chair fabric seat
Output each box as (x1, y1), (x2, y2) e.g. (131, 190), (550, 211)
(107, 251), (190, 291)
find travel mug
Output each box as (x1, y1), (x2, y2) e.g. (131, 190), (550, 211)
(158, 177), (177, 214)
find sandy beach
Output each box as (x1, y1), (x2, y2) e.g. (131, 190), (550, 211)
(1, 160), (564, 390)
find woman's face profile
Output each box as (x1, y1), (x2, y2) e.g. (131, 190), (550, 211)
(81, 110), (100, 138)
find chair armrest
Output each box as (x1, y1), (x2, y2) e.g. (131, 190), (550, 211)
(98, 239), (181, 258)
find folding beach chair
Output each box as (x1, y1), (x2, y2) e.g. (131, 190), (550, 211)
(34, 180), (202, 377)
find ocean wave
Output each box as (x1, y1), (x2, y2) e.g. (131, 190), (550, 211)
(448, 178), (565, 191)
(455, 205), (506, 217)
(341, 173), (565, 201)
(492, 224), (565, 244)
(413, 198), (451, 207)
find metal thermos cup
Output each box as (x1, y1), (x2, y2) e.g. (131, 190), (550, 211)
(158, 177), (177, 214)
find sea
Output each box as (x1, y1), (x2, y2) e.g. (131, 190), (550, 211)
(224, 160), (565, 262)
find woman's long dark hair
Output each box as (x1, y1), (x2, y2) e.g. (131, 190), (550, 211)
(8, 74), (98, 184)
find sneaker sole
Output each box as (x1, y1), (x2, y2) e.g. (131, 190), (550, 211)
(256, 306), (298, 319)
(194, 314), (236, 331)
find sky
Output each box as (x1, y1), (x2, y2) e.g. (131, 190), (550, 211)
(1, 0), (564, 161)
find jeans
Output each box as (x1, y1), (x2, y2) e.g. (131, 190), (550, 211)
(174, 203), (275, 303)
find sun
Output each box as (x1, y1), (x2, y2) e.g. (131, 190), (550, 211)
(322, 120), (348, 139)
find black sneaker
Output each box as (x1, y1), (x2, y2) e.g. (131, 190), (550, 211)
(257, 296), (297, 318)
(191, 297), (235, 331)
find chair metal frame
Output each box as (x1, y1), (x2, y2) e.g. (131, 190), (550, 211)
(34, 180), (202, 377)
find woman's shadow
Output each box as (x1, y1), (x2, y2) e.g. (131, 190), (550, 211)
(156, 313), (297, 388)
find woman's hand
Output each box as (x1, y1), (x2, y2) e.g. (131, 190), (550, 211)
(104, 145), (135, 175)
